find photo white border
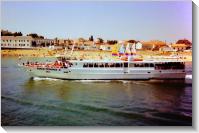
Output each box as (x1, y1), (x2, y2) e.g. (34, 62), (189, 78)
(0, 0), (198, 133)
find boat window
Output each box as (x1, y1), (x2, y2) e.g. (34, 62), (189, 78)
(99, 63), (104, 68)
(94, 63), (98, 67)
(115, 63), (121, 68)
(134, 63), (144, 67)
(135, 63), (140, 67)
(83, 63), (88, 67)
(89, 63), (93, 67)
(155, 62), (185, 70)
(124, 63), (128, 68)
(140, 64), (144, 67)
(150, 63), (154, 67)
(105, 63), (109, 67)
(109, 63), (114, 67)
(144, 63), (149, 67)
(120, 63), (123, 67)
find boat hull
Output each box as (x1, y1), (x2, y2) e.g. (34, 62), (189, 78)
(23, 67), (186, 80)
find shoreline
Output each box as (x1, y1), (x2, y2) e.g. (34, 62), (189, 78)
(1, 49), (192, 62)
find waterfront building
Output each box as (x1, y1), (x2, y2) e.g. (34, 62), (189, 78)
(34, 38), (54, 47)
(159, 46), (175, 52)
(1, 36), (34, 49)
(82, 40), (98, 50)
(141, 40), (166, 51)
(99, 44), (114, 51)
(171, 44), (189, 51)
(1, 36), (54, 49)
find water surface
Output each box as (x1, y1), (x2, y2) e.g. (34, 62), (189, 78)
(1, 57), (192, 126)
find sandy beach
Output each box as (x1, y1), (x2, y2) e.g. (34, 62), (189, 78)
(1, 48), (192, 61)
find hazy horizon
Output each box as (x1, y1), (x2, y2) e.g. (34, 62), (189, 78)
(1, 1), (192, 43)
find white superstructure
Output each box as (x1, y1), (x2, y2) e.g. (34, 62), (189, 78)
(20, 58), (186, 80)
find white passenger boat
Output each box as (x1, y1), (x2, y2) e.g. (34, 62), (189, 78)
(20, 57), (186, 80)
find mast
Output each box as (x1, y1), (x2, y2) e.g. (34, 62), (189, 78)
(70, 44), (75, 57)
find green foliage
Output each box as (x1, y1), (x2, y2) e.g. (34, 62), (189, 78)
(1, 30), (23, 36)
(89, 35), (94, 41)
(128, 40), (137, 43)
(107, 40), (118, 44)
(27, 33), (44, 39)
(97, 38), (104, 43)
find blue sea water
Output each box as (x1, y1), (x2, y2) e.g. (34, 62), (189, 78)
(1, 57), (192, 126)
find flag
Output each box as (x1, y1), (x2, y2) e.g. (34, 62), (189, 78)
(70, 44), (75, 56)
(125, 43), (131, 56)
(131, 43), (136, 55)
(112, 44), (119, 56)
(119, 44), (125, 56)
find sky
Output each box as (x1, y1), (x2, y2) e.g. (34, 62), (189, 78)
(1, 1), (192, 43)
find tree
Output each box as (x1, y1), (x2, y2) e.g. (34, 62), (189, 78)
(97, 38), (104, 43)
(13, 32), (23, 36)
(32, 41), (37, 47)
(3, 32), (12, 36)
(27, 33), (39, 38)
(128, 40), (137, 43)
(89, 35), (94, 41)
(1, 30), (17, 36)
(107, 40), (118, 44)
(39, 36), (44, 39)
(27, 33), (44, 39)
(176, 39), (192, 45)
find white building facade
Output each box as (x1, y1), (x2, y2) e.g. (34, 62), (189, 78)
(1, 36), (34, 49)
(34, 38), (54, 47)
(1, 36), (54, 48)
